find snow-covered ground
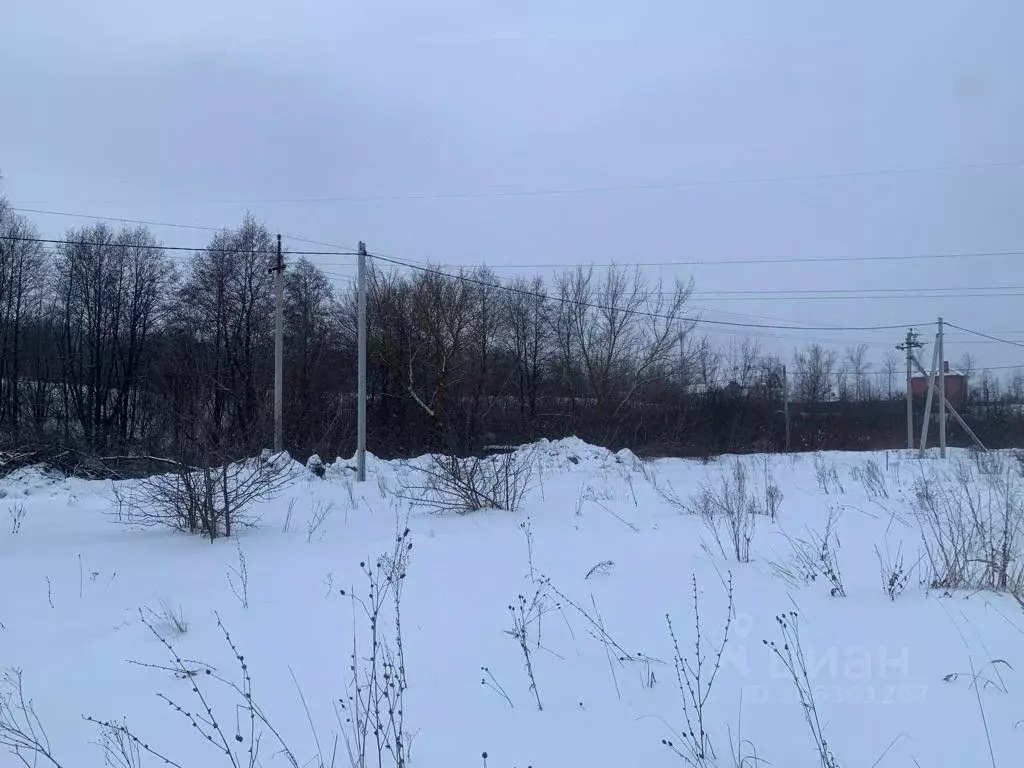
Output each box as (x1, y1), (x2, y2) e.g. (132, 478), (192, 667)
(1, 439), (1022, 767)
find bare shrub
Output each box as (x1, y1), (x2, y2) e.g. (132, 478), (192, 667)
(771, 507), (846, 597)
(520, 516), (536, 582)
(0, 669), (63, 767)
(662, 573), (734, 766)
(227, 540), (249, 610)
(8, 503), (26, 535)
(86, 610), (318, 768)
(118, 452), (295, 540)
(507, 584), (547, 711)
(282, 497), (297, 533)
(763, 612), (841, 768)
(306, 498), (336, 543)
(913, 457), (1024, 592)
(143, 601), (189, 636)
(584, 559), (616, 580)
(764, 481), (783, 523)
(690, 460), (760, 563)
(339, 523), (413, 768)
(96, 718), (144, 768)
(0, 450), (33, 479)
(727, 692), (765, 768)
(643, 462), (688, 511)
(757, 456), (784, 521)
(580, 482), (640, 531)
(813, 454), (844, 496)
(543, 578), (653, 696)
(874, 541), (912, 601)
(1013, 565), (1024, 611)
(851, 459), (888, 500)
(943, 658), (1013, 693)
(396, 448), (533, 514)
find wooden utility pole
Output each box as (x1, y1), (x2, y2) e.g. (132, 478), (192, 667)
(270, 234), (285, 453)
(356, 241), (368, 482)
(896, 329), (922, 450)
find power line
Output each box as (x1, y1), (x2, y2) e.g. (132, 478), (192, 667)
(321, 265), (1024, 304)
(22, 158), (1022, 205)
(688, 291), (1024, 303)
(10, 208), (1024, 269)
(690, 285), (1024, 296)
(945, 322), (1024, 350)
(420, 249), (1024, 269)
(7, 207), (362, 257)
(366, 251), (930, 333)
(9, 207), (229, 234)
(318, 267), (889, 344)
(0, 233), (359, 258)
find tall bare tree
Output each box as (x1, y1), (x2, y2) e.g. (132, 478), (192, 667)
(845, 344), (871, 401)
(405, 268), (474, 443)
(0, 203), (48, 437)
(506, 276), (553, 424)
(53, 224), (173, 450)
(792, 343), (838, 403)
(956, 353), (977, 401)
(176, 215), (275, 452)
(881, 350), (900, 400)
(284, 258), (342, 450)
(556, 265), (693, 412)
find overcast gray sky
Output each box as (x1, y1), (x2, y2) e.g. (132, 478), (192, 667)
(4, 0), (1024, 372)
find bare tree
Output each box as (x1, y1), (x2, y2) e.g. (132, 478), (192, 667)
(176, 215), (275, 452)
(506, 276), (553, 425)
(845, 344), (871, 401)
(1010, 370), (1024, 403)
(53, 224), (174, 451)
(0, 204), (48, 439)
(405, 268), (474, 443)
(463, 268), (507, 446)
(792, 344), (838, 403)
(957, 353), (977, 402)
(881, 351), (900, 400)
(283, 258), (343, 449)
(724, 339), (762, 389)
(691, 336), (722, 392)
(556, 265), (693, 416)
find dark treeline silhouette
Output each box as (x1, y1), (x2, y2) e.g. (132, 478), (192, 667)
(2, 204), (1024, 470)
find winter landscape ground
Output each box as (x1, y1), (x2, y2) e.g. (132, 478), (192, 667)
(2, 439), (1023, 768)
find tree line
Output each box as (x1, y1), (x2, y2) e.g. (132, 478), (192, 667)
(2, 202), (1023, 468)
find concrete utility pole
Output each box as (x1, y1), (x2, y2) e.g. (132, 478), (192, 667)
(782, 364), (791, 452)
(919, 335), (940, 457)
(938, 317), (947, 458)
(356, 241), (368, 482)
(911, 352), (986, 452)
(896, 329), (922, 450)
(271, 234), (285, 454)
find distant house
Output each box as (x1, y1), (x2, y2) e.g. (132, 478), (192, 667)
(911, 361), (967, 406)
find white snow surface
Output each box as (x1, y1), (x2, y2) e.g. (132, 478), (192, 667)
(1, 437), (1022, 767)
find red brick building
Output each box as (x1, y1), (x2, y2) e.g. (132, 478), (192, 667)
(911, 361), (967, 406)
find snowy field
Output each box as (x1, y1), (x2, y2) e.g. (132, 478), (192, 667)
(2, 438), (1023, 767)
